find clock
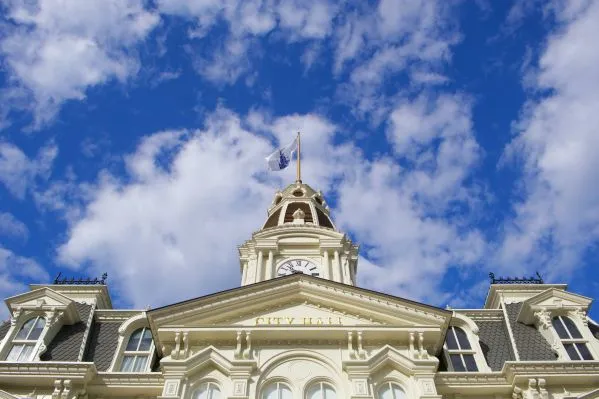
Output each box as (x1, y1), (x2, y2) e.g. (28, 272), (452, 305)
(277, 259), (319, 277)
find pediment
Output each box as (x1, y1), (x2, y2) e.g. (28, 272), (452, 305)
(518, 288), (593, 324)
(149, 275), (450, 329)
(226, 301), (384, 327)
(524, 288), (592, 310)
(5, 287), (74, 315)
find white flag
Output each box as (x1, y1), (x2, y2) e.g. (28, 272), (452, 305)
(265, 137), (298, 171)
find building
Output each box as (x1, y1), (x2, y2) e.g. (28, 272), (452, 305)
(0, 181), (598, 399)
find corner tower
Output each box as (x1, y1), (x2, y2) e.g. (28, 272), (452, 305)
(238, 182), (358, 286)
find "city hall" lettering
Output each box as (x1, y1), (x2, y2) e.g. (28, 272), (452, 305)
(255, 317), (343, 325)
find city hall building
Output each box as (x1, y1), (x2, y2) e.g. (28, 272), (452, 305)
(0, 182), (598, 399)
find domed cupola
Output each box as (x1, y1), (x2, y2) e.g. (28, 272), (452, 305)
(262, 182), (335, 230)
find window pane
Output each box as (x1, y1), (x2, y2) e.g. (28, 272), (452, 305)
(561, 317), (583, 339)
(138, 329), (153, 351)
(263, 383), (291, 399)
(454, 327), (471, 350)
(564, 343), (581, 360)
(18, 344), (34, 361)
(120, 355), (135, 371)
(323, 385), (336, 399)
(463, 354), (478, 371)
(391, 385), (405, 399)
(132, 355), (148, 371)
(552, 317), (569, 339)
(576, 343), (593, 360)
(445, 327), (459, 349)
(126, 328), (144, 351)
(28, 318), (46, 340)
(378, 385), (393, 399)
(450, 354), (466, 371)
(6, 344), (24, 361)
(15, 318), (36, 339)
(210, 386), (222, 399)
(194, 384), (221, 399)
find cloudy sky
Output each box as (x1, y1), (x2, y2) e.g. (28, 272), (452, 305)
(1, 0), (598, 319)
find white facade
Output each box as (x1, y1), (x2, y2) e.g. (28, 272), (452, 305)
(0, 182), (598, 399)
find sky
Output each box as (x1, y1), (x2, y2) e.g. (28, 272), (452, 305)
(0, 0), (598, 320)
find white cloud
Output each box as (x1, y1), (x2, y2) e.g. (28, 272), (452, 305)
(56, 102), (485, 309)
(159, 0), (339, 85)
(334, 0), (460, 120)
(336, 94), (485, 302)
(0, 247), (48, 319)
(58, 109), (279, 308)
(0, 213), (29, 240)
(500, 1), (599, 278)
(0, 141), (57, 198)
(1, 0), (160, 127)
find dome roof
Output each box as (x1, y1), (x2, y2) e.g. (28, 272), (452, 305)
(262, 183), (335, 230)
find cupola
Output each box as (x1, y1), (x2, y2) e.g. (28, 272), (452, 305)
(262, 182), (335, 230)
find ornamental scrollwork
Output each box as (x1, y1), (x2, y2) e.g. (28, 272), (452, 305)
(534, 310), (551, 329)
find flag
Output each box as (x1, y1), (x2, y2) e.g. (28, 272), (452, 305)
(265, 137), (298, 171)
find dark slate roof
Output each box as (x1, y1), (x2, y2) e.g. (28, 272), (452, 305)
(505, 303), (556, 361)
(83, 321), (120, 371)
(0, 321), (10, 341)
(41, 302), (93, 362)
(477, 319), (515, 371)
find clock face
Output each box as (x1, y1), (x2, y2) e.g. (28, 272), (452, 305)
(277, 259), (319, 277)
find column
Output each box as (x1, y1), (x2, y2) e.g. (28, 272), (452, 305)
(332, 250), (341, 282)
(241, 262), (248, 285)
(256, 250), (264, 283)
(265, 250), (274, 280)
(322, 250), (330, 279)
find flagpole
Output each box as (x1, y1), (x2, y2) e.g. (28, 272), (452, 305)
(296, 131), (301, 183)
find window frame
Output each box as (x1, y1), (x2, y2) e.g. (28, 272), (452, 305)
(377, 381), (406, 399)
(192, 381), (222, 399)
(553, 315), (594, 361)
(443, 326), (479, 372)
(261, 381), (293, 399)
(5, 316), (46, 361)
(305, 380), (336, 399)
(118, 326), (155, 372)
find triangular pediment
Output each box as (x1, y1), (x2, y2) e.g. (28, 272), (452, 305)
(518, 288), (593, 325)
(524, 288), (592, 310)
(5, 287), (74, 314)
(149, 275), (450, 329)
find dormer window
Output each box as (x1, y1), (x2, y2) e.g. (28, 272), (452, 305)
(444, 326), (478, 371)
(6, 316), (45, 361)
(119, 327), (154, 371)
(552, 316), (593, 360)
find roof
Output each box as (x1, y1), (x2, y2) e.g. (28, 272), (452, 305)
(83, 321), (121, 371)
(505, 302), (556, 361)
(476, 319), (516, 370)
(41, 302), (93, 362)
(0, 321), (10, 342)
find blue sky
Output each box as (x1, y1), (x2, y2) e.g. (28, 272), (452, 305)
(1, 0), (598, 319)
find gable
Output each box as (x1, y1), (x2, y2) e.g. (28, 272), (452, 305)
(220, 302), (386, 327)
(149, 275), (450, 330)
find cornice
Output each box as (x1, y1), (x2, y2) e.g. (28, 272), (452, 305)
(94, 372), (164, 386)
(0, 362), (96, 382)
(95, 309), (145, 323)
(454, 309), (505, 322)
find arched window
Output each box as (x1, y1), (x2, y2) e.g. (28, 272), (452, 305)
(378, 382), (406, 399)
(552, 316), (593, 360)
(306, 382), (336, 399)
(119, 327), (154, 371)
(6, 316), (45, 361)
(444, 326), (478, 371)
(262, 382), (292, 399)
(193, 382), (222, 399)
